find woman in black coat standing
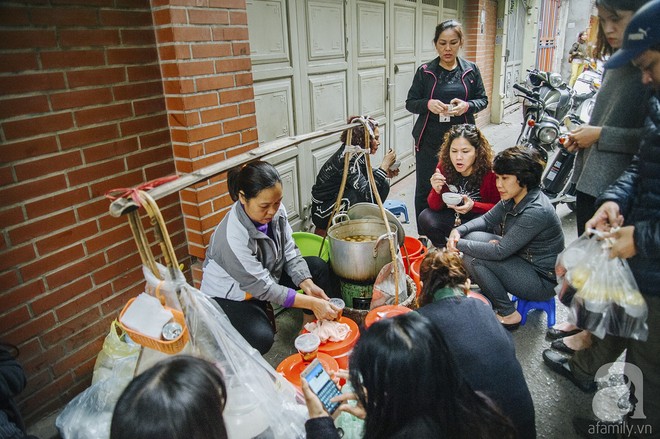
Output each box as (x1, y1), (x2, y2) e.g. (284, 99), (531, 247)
(406, 19), (488, 221)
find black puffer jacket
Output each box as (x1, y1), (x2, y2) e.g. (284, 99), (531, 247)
(311, 146), (389, 230)
(406, 57), (488, 151)
(596, 94), (660, 297)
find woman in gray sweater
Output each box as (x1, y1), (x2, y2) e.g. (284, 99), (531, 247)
(448, 147), (564, 329)
(565, 0), (650, 235)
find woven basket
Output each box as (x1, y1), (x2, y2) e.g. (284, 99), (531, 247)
(118, 297), (189, 354)
(343, 276), (418, 327)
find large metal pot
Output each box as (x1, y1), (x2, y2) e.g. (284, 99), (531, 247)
(327, 215), (398, 282)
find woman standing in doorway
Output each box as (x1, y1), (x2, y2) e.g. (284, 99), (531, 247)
(406, 19), (488, 222)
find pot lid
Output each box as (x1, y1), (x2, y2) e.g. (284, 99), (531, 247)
(346, 202), (405, 246)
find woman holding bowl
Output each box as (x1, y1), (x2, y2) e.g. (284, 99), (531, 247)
(417, 124), (500, 247)
(406, 19), (488, 221)
(447, 146), (564, 329)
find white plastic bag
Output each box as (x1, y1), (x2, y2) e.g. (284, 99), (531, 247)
(56, 322), (140, 439)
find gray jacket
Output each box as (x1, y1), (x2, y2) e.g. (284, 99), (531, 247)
(200, 202), (310, 305)
(574, 63), (650, 197)
(455, 188), (564, 280)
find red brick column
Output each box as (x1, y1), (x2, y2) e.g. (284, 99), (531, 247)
(463, 0), (498, 127)
(151, 0), (258, 260)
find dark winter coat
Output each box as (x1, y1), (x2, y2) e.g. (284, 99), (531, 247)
(596, 94), (660, 297)
(406, 57), (488, 151)
(311, 145), (390, 230)
(0, 346), (28, 438)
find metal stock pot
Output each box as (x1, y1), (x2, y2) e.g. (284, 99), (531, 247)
(327, 214), (398, 282)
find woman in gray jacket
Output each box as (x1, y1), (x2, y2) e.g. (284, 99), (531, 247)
(201, 161), (341, 354)
(448, 147), (564, 329)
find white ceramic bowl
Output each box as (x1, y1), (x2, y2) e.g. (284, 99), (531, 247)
(442, 192), (463, 206)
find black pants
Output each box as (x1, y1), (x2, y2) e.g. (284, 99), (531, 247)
(214, 256), (340, 355)
(414, 146), (439, 222)
(575, 191), (597, 236)
(417, 207), (479, 247)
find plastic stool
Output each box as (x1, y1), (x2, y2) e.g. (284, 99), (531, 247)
(383, 199), (409, 223)
(511, 296), (556, 327)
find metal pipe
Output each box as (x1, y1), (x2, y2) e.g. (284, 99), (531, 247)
(109, 121), (362, 217)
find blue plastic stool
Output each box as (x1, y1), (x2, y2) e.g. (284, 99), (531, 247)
(511, 296), (556, 327)
(383, 199), (409, 223)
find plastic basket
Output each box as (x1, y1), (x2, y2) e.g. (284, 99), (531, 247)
(118, 297), (189, 354)
(292, 232), (330, 261)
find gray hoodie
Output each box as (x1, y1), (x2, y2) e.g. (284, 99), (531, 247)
(201, 202), (310, 305)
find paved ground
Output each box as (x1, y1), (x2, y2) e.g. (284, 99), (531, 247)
(263, 106), (610, 439)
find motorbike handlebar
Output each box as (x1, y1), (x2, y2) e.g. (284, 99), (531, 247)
(513, 83), (540, 99)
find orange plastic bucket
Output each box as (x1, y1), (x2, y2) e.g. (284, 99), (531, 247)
(400, 236), (427, 273)
(305, 316), (360, 370)
(410, 258), (423, 298)
(364, 305), (412, 328)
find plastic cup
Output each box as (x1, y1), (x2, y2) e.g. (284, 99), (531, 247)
(294, 333), (320, 362)
(329, 298), (345, 321)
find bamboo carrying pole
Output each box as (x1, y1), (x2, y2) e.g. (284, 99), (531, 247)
(320, 118), (400, 303)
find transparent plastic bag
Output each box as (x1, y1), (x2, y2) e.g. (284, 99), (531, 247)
(179, 280), (308, 439)
(564, 233), (648, 341)
(371, 256), (408, 309)
(59, 264), (309, 439)
(56, 322), (140, 439)
(92, 320), (141, 385)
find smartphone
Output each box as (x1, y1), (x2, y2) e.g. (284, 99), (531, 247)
(300, 358), (342, 414)
(438, 104), (453, 122)
(390, 160), (401, 171)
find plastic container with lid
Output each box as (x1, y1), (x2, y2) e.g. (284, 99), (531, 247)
(294, 333), (321, 362)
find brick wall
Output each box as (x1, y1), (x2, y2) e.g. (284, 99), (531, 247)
(0, 0), (200, 422)
(151, 0), (257, 261)
(462, 0), (498, 128)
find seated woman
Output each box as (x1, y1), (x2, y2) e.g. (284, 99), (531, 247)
(111, 355), (228, 439)
(302, 313), (516, 439)
(416, 249), (536, 438)
(417, 124), (500, 247)
(448, 146), (564, 329)
(311, 116), (399, 234)
(201, 161), (341, 354)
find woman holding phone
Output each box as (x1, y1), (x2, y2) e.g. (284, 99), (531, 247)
(301, 313), (516, 439)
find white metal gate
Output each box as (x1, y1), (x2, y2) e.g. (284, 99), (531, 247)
(247, 0), (457, 231)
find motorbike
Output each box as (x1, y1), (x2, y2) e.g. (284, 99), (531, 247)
(514, 69), (576, 208)
(568, 58), (603, 125)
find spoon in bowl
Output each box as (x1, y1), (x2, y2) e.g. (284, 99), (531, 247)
(447, 184), (458, 193)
